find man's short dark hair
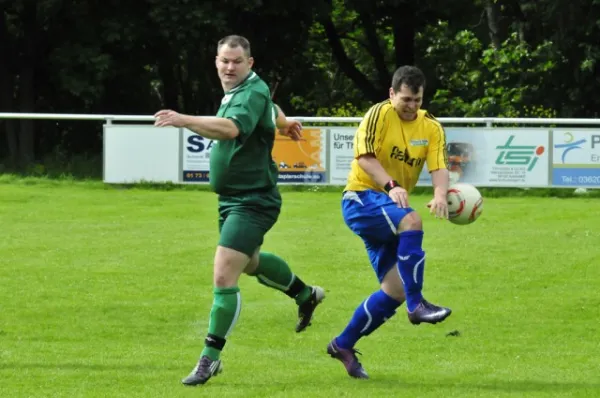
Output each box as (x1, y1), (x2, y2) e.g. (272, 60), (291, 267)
(217, 35), (252, 57)
(391, 65), (426, 93)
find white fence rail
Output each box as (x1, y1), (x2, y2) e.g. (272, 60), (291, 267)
(1, 113), (600, 188)
(3, 112), (600, 127)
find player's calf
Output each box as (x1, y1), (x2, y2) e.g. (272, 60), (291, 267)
(395, 217), (425, 312)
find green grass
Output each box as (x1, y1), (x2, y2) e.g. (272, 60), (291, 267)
(1, 180), (599, 397)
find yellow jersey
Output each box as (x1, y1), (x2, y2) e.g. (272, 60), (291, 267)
(345, 101), (448, 193)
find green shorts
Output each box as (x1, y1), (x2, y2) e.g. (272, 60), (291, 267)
(217, 188), (282, 257)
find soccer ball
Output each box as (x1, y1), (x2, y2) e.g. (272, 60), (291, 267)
(447, 183), (483, 225)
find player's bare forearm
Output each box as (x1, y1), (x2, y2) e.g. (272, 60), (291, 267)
(183, 115), (240, 140)
(275, 104), (288, 129)
(274, 104), (302, 141)
(357, 155), (395, 187)
(431, 168), (450, 199)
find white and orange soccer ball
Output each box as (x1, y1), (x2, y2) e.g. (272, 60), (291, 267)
(447, 183), (483, 225)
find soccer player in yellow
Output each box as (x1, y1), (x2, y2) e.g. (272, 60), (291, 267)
(327, 65), (451, 379)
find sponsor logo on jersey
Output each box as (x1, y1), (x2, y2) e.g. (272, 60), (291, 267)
(390, 146), (425, 167)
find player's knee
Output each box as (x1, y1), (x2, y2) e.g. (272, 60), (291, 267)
(381, 284), (405, 302)
(381, 267), (406, 302)
(213, 264), (239, 287)
(213, 246), (248, 287)
(397, 211), (422, 233)
(243, 249), (260, 275)
(213, 272), (236, 288)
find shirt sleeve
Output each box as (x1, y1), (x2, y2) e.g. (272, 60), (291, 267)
(354, 103), (387, 158)
(225, 90), (268, 141)
(426, 122), (449, 172)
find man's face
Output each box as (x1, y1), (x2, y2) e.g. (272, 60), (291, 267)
(215, 44), (253, 91)
(389, 84), (423, 121)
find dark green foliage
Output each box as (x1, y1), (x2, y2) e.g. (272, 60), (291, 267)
(1, 0), (600, 170)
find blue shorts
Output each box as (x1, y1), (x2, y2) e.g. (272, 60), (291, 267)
(342, 190), (414, 282)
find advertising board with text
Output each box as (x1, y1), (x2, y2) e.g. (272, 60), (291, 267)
(181, 128), (326, 184)
(272, 129), (326, 184)
(329, 128), (550, 187)
(329, 128), (357, 185)
(418, 128), (549, 187)
(182, 129), (213, 182)
(552, 129), (600, 187)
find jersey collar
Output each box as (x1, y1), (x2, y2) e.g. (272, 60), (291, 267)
(399, 109), (425, 124)
(227, 71), (258, 94)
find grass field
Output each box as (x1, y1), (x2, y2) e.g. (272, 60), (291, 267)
(1, 179), (599, 397)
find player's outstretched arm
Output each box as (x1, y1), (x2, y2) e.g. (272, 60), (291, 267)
(154, 109), (239, 140)
(425, 120), (450, 218)
(357, 155), (409, 208)
(357, 155), (393, 187)
(274, 104), (302, 141)
(428, 168), (450, 219)
(431, 168), (449, 197)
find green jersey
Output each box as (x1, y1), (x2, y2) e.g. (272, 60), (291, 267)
(209, 71), (279, 196)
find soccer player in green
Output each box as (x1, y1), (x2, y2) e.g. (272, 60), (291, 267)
(154, 35), (325, 386)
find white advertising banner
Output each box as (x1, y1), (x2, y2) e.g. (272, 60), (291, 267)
(181, 129), (215, 182)
(419, 128), (549, 187)
(103, 125), (180, 184)
(328, 127), (550, 187)
(552, 129), (600, 187)
(329, 128), (357, 185)
(181, 128), (327, 184)
(102, 125), (556, 187)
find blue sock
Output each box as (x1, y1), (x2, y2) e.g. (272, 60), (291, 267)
(336, 290), (402, 350)
(397, 230), (425, 312)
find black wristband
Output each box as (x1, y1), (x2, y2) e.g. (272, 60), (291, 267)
(384, 180), (401, 193)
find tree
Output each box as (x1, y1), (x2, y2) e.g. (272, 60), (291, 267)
(3, 0), (600, 171)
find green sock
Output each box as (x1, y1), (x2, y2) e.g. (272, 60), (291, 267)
(200, 286), (241, 361)
(252, 252), (312, 305)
